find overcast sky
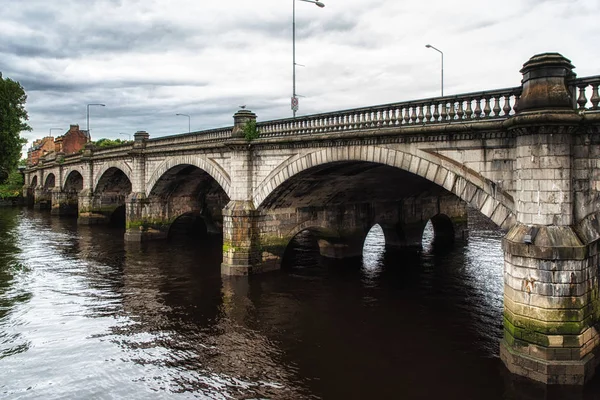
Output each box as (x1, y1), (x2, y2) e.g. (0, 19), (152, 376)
(2, 0), (599, 154)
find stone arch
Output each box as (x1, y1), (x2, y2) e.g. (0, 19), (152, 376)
(145, 155), (231, 197)
(44, 173), (56, 189)
(428, 213), (456, 246)
(254, 145), (515, 230)
(61, 166), (86, 191)
(30, 175), (38, 188)
(93, 161), (132, 193)
(286, 220), (336, 241)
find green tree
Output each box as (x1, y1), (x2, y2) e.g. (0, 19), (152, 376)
(93, 138), (128, 148)
(0, 73), (30, 181)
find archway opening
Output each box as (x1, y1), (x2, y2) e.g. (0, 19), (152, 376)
(44, 173), (55, 189)
(94, 167), (132, 227)
(421, 214), (455, 254)
(147, 164), (230, 241)
(62, 171), (84, 215)
(168, 213), (208, 239)
(30, 176), (38, 188)
(362, 224), (385, 283)
(108, 205), (126, 228)
(281, 229), (321, 271)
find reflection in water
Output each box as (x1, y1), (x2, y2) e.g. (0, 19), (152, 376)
(1, 208), (600, 399)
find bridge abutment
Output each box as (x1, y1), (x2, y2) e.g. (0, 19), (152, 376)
(500, 53), (600, 384)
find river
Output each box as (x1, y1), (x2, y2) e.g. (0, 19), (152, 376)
(1, 207), (600, 399)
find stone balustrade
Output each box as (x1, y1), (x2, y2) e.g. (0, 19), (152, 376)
(258, 86), (523, 138)
(571, 75), (600, 111)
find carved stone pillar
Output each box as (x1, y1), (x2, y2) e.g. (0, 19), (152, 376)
(124, 131), (157, 242)
(221, 110), (263, 275)
(501, 53), (600, 385)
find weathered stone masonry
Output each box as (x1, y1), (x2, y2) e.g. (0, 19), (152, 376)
(24, 53), (600, 385)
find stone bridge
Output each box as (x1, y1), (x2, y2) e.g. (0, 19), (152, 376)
(24, 53), (600, 385)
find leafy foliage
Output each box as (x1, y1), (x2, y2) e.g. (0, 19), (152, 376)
(0, 169), (24, 199)
(243, 120), (259, 141)
(0, 73), (30, 178)
(93, 138), (129, 148)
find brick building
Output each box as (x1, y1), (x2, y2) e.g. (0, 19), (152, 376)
(27, 125), (90, 166)
(54, 125), (89, 155)
(27, 136), (55, 166)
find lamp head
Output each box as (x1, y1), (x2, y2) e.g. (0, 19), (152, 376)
(315, 1), (325, 7)
(425, 44), (431, 48)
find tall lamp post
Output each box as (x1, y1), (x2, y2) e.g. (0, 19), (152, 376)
(292, 0), (325, 118)
(176, 113), (191, 133)
(425, 44), (444, 96)
(119, 132), (131, 141)
(86, 103), (105, 140)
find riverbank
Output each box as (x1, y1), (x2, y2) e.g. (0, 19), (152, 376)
(0, 197), (24, 207)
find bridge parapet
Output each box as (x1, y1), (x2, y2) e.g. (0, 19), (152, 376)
(144, 126), (233, 150)
(572, 75), (600, 111)
(257, 86), (522, 138)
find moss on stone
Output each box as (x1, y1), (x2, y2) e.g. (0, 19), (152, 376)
(126, 217), (174, 232)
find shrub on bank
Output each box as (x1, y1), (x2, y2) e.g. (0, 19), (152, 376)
(0, 170), (24, 200)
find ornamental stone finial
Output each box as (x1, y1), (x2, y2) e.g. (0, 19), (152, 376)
(134, 130), (149, 141)
(232, 109), (256, 138)
(517, 52), (576, 112)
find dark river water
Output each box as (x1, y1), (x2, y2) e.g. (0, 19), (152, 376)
(2, 207), (600, 399)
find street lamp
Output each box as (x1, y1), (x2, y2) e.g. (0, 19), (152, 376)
(86, 103), (105, 140)
(49, 128), (62, 137)
(425, 44), (444, 96)
(292, 0), (325, 118)
(119, 132), (131, 141)
(176, 113), (191, 133)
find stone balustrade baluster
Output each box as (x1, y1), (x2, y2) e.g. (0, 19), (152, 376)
(456, 101), (464, 120)
(432, 103), (440, 122)
(503, 95), (512, 116)
(392, 107), (398, 125)
(425, 103), (432, 122)
(493, 96), (501, 116)
(417, 104), (424, 123)
(440, 102), (448, 121)
(473, 98), (482, 118)
(483, 97), (492, 117)
(591, 83), (600, 110)
(577, 84), (588, 110)
(401, 107), (409, 125)
(383, 108), (389, 126)
(448, 102), (456, 120)
(410, 106), (417, 124)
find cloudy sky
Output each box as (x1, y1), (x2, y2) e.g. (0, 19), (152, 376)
(2, 0), (599, 153)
